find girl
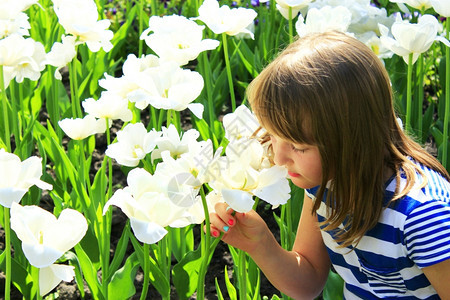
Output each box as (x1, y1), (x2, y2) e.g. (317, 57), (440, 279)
(209, 31), (450, 299)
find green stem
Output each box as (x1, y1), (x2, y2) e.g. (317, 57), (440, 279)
(417, 53), (424, 140)
(150, 106), (157, 129)
(238, 249), (247, 300)
(140, 243), (150, 300)
(284, 199), (293, 249)
(288, 7), (293, 44)
(222, 33), (236, 112)
(139, 0), (144, 57)
(8, 81), (20, 152)
(69, 55), (81, 118)
(4, 207), (11, 300)
(31, 265), (41, 300)
(0, 66), (11, 151)
(166, 109), (172, 128)
(102, 119), (112, 299)
(197, 186), (211, 300)
(406, 53), (413, 134)
(442, 20), (450, 168)
(201, 50), (215, 125)
(151, 0), (158, 16)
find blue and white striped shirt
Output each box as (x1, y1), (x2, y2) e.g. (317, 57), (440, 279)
(306, 162), (450, 299)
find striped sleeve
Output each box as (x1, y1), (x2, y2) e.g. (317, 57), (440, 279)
(403, 200), (450, 268)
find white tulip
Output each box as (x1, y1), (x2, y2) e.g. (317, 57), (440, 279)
(127, 61), (205, 118)
(0, 12), (30, 38)
(151, 124), (200, 161)
(222, 105), (263, 142)
(390, 0), (432, 10)
(10, 202), (88, 268)
(98, 54), (160, 101)
(103, 168), (187, 244)
(379, 14), (444, 64)
(0, 149), (52, 208)
(52, 0), (113, 52)
(141, 14), (220, 66)
(0, 34), (34, 66)
(275, 0), (313, 19)
(8, 39), (46, 83)
(105, 122), (161, 167)
(357, 31), (394, 60)
(45, 35), (77, 80)
(192, 0), (257, 38)
(430, 0), (450, 16)
(82, 92), (132, 122)
(0, 0), (38, 20)
(156, 139), (219, 207)
(58, 114), (107, 140)
(295, 6), (352, 37)
(210, 138), (290, 212)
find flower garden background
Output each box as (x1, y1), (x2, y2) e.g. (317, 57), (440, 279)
(0, 0), (449, 299)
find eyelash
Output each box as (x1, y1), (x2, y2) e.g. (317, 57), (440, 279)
(291, 145), (305, 153)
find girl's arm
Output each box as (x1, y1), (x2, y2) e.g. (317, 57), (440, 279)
(423, 258), (450, 298)
(209, 193), (331, 299)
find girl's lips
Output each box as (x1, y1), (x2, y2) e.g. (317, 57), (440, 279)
(288, 171), (300, 178)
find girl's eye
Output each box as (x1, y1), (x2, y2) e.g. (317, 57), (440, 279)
(291, 145), (306, 153)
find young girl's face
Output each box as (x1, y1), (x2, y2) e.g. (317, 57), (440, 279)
(270, 134), (322, 189)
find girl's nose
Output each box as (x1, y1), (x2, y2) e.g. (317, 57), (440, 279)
(272, 139), (292, 167)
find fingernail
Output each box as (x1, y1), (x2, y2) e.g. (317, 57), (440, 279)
(223, 226), (229, 232)
(212, 231), (219, 237)
(228, 219), (234, 226)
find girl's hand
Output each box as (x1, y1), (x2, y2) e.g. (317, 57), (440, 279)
(208, 202), (272, 255)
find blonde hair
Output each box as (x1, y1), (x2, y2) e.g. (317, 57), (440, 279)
(247, 31), (449, 248)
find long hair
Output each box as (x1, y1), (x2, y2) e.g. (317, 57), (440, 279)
(247, 31), (449, 248)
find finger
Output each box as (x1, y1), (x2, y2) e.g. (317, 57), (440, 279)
(209, 225), (221, 238)
(215, 203), (236, 228)
(209, 212), (231, 234)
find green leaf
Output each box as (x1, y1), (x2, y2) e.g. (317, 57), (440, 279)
(107, 252), (140, 300)
(322, 270), (344, 300)
(130, 234), (170, 296)
(172, 246), (202, 299)
(0, 250), (34, 299)
(107, 222), (131, 282)
(74, 244), (104, 300)
(224, 265), (237, 300)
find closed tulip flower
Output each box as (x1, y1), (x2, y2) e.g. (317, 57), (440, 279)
(0, 149), (52, 208)
(58, 114), (107, 140)
(379, 14), (444, 64)
(193, 0), (257, 38)
(82, 92), (133, 122)
(275, 0), (313, 20)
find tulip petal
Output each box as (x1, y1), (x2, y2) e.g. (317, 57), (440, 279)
(22, 243), (64, 268)
(222, 188), (254, 213)
(44, 209), (88, 254)
(39, 264), (75, 296)
(0, 187), (27, 208)
(130, 217), (168, 244)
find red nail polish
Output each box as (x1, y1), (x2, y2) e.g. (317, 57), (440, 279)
(228, 219), (234, 226)
(212, 231), (219, 237)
